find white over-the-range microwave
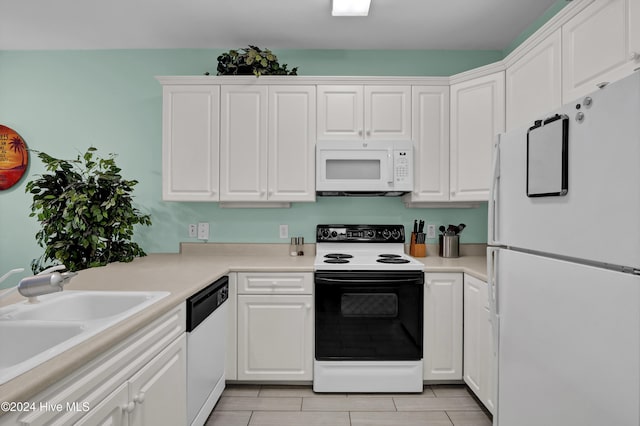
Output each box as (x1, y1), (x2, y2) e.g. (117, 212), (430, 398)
(315, 140), (414, 196)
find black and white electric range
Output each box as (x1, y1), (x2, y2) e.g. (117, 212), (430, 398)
(313, 224), (424, 393)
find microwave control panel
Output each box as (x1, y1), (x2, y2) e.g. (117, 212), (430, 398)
(393, 150), (411, 184)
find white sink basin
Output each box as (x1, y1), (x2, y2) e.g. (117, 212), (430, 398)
(2, 291), (166, 322)
(0, 290), (169, 385)
(0, 322), (86, 370)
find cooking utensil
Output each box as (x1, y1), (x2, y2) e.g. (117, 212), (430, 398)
(418, 220), (424, 233)
(457, 223), (466, 234)
(413, 220), (418, 234)
(439, 225), (446, 235)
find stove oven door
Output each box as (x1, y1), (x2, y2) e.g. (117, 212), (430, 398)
(315, 271), (424, 361)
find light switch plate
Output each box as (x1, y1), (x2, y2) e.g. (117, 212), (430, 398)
(279, 224), (289, 239)
(188, 224), (197, 238)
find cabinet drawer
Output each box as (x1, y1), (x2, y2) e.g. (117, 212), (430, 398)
(237, 272), (313, 295)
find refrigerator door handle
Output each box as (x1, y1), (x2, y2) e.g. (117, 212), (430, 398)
(487, 247), (500, 320)
(487, 247), (500, 356)
(488, 135), (501, 245)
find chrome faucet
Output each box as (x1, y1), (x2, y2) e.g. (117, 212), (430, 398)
(17, 265), (78, 303)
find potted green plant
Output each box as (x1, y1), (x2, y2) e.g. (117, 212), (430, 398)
(215, 45), (298, 77)
(25, 147), (152, 273)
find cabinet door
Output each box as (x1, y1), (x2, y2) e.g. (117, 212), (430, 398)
(129, 335), (186, 426)
(450, 72), (505, 201)
(481, 301), (495, 414)
(364, 86), (412, 140)
(74, 383), (129, 426)
(423, 273), (463, 380)
(162, 85), (220, 201)
(268, 86), (316, 202)
(237, 295), (313, 380)
(506, 29), (562, 131)
(406, 86), (450, 202)
(562, 0), (640, 103)
(317, 85), (364, 140)
(220, 85), (268, 201)
(463, 275), (484, 395)
(464, 274), (494, 414)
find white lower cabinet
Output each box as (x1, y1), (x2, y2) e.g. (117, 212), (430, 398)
(74, 383), (129, 426)
(423, 273), (463, 380)
(128, 336), (186, 426)
(463, 274), (495, 414)
(2, 305), (187, 426)
(236, 272), (314, 381)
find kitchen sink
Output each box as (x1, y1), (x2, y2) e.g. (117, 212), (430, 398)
(0, 290), (169, 385)
(0, 321), (86, 370)
(1, 291), (168, 322)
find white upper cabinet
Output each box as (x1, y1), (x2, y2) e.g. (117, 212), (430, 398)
(220, 85), (268, 202)
(162, 85), (220, 201)
(506, 29), (562, 131)
(450, 72), (505, 202)
(562, 0), (640, 103)
(268, 86), (316, 202)
(404, 86), (450, 203)
(220, 85), (316, 204)
(317, 85), (411, 140)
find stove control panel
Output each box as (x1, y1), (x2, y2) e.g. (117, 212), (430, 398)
(316, 225), (405, 243)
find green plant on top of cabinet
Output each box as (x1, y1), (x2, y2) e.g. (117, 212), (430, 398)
(450, 71), (505, 202)
(317, 85), (411, 140)
(220, 85), (316, 205)
(562, 0), (640, 104)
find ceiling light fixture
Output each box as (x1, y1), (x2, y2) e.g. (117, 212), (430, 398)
(332, 0), (372, 16)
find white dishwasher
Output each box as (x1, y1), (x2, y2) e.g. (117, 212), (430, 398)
(186, 276), (228, 426)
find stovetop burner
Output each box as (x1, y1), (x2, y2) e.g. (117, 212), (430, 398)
(324, 258), (350, 264)
(315, 225), (423, 271)
(324, 253), (354, 259)
(376, 258), (411, 264)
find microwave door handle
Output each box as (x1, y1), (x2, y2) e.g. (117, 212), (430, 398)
(387, 149), (394, 184)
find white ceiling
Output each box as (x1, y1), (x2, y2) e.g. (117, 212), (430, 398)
(0, 0), (560, 51)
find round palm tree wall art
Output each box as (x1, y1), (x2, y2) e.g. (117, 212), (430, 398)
(0, 125), (28, 190)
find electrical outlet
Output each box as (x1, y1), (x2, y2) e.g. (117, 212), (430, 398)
(279, 224), (289, 239)
(188, 224), (197, 238)
(426, 224), (436, 239)
(197, 223), (209, 240)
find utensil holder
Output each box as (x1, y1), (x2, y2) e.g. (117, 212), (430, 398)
(439, 235), (459, 258)
(409, 232), (426, 257)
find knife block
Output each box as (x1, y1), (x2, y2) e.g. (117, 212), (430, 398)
(409, 232), (426, 257)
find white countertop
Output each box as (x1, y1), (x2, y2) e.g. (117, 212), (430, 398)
(0, 244), (486, 407)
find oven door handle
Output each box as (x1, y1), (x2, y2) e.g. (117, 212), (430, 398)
(315, 277), (424, 285)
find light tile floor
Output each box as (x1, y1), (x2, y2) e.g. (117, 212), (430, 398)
(205, 384), (492, 426)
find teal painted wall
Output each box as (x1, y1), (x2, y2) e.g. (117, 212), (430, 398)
(0, 49), (497, 285)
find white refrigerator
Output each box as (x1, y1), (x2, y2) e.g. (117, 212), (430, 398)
(488, 71), (640, 426)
